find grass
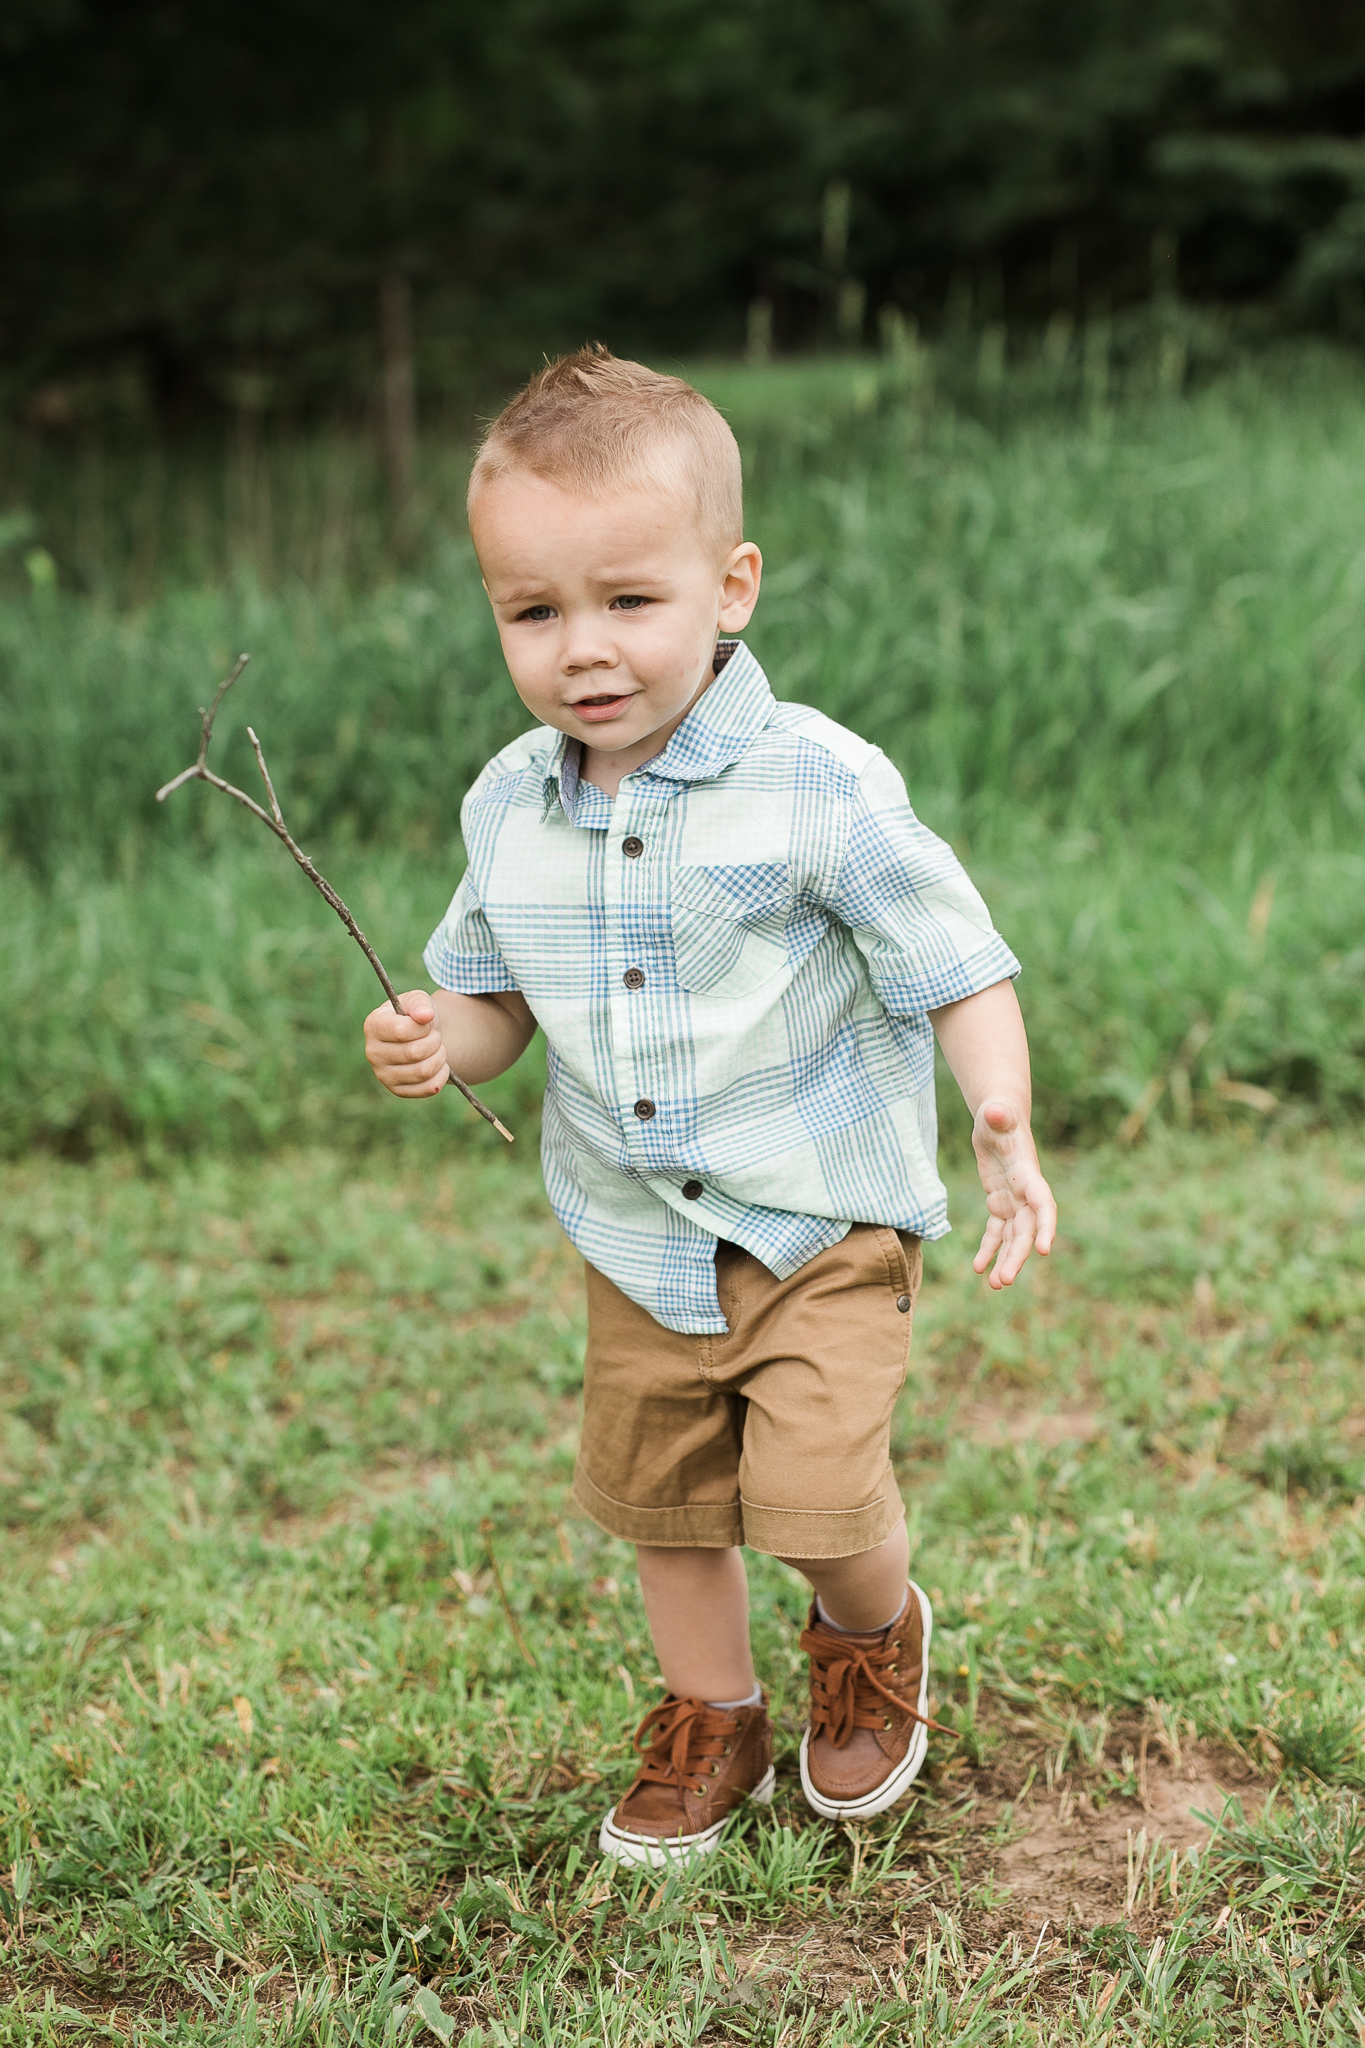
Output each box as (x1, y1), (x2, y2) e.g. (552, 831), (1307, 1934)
(4, 828), (1361, 1159)
(1, 1126), (1363, 2042)
(2, 345), (1365, 1151)
(3, 345), (1365, 2036)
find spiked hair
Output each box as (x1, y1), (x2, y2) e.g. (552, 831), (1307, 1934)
(468, 343), (743, 558)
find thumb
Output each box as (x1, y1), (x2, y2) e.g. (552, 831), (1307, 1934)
(977, 1097), (1020, 1136)
(398, 988), (436, 1027)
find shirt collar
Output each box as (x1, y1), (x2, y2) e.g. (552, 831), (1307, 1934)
(540, 640), (775, 821)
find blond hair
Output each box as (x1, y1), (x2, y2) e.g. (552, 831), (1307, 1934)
(468, 343), (742, 558)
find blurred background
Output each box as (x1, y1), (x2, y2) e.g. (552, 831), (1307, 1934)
(2, 0), (1364, 1157)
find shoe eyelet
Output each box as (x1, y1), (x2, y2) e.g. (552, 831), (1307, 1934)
(883, 1716), (893, 1729)
(891, 1639), (901, 1650)
(723, 1743), (732, 1755)
(711, 1762), (720, 1774)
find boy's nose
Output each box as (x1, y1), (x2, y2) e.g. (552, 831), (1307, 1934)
(562, 638), (619, 675)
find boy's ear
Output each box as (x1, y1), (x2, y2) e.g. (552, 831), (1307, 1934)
(718, 542), (762, 631)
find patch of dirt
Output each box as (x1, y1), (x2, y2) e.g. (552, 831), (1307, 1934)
(963, 1401), (1103, 1447)
(986, 1741), (1264, 1932)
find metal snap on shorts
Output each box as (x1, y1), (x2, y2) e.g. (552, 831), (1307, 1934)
(571, 1224), (922, 1560)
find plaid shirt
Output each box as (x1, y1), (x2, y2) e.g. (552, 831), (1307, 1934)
(425, 641), (1019, 1333)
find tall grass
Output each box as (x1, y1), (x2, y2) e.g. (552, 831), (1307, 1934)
(2, 345), (1364, 1152)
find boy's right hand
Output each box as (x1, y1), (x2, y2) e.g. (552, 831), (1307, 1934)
(364, 989), (450, 1098)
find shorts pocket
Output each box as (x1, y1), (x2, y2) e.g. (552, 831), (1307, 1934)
(670, 862), (793, 997)
(871, 1226), (920, 1388)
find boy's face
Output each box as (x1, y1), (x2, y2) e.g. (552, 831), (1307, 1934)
(470, 471), (761, 779)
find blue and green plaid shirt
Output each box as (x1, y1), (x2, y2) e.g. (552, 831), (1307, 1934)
(425, 642), (1019, 1333)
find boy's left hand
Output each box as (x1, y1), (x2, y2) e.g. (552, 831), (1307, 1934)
(969, 1097), (1057, 1289)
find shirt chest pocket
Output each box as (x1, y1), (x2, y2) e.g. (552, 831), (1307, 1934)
(669, 862), (793, 998)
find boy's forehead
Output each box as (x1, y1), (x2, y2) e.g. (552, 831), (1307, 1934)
(472, 469), (709, 572)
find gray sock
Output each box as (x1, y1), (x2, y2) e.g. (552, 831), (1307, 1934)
(704, 1682), (762, 1710)
(815, 1591), (908, 1636)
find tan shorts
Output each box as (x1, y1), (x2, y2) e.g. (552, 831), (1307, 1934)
(571, 1224), (922, 1560)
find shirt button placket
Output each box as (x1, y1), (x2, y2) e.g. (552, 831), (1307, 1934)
(614, 804), (653, 1155)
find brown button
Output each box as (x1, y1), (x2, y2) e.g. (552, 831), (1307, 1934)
(622, 836), (644, 859)
(634, 1098), (656, 1120)
(896, 1294), (912, 1313)
(623, 967), (645, 990)
(681, 1179), (703, 1200)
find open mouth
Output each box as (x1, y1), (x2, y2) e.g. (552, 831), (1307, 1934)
(569, 691), (634, 723)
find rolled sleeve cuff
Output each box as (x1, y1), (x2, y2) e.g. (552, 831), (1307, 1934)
(871, 934), (1021, 1017)
(422, 932), (518, 994)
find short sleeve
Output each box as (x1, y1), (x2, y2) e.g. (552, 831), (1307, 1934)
(825, 752), (1020, 1016)
(423, 869), (519, 994)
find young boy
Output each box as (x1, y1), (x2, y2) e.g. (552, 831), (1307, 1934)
(365, 344), (1056, 1868)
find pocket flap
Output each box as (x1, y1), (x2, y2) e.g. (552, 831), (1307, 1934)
(670, 862), (791, 922)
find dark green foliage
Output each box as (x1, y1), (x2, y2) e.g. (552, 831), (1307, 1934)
(4, 1), (1365, 412)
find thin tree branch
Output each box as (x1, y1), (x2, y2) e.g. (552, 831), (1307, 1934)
(246, 727), (285, 829)
(157, 655), (513, 1144)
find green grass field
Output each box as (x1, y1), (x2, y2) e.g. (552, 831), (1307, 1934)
(2, 346), (1364, 1155)
(2, 1131), (1363, 2042)
(2, 347), (1364, 2040)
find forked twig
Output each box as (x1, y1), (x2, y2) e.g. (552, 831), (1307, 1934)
(156, 654), (513, 1143)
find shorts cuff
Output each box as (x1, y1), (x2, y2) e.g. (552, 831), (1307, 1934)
(572, 1461), (744, 1548)
(740, 1479), (906, 1560)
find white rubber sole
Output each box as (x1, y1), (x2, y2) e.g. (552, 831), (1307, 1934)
(598, 1764), (776, 1869)
(799, 1582), (935, 1821)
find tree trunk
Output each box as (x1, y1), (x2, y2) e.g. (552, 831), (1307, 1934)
(379, 268), (415, 521)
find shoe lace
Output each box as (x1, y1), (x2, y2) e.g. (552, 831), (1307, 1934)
(799, 1625), (952, 1750)
(630, 1695), (739, 1796)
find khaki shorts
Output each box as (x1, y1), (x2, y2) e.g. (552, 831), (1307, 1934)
(571, 1224), (922, 1560)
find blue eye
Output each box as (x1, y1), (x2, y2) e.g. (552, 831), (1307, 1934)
(519, 605), (555, 622)
(613, 595), (649, 611)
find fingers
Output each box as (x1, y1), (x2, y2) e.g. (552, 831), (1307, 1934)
(1032, 1182), (1058, 1257)
(990, 1206), (1037, 1288)
(973, 1181), (1058, 1288)
(366, 989), (435, 1039)
(971, 1103), (1058, 1283)
(364, 989), (447, 1097)
(384, 1056), (450, 1098)
(972, 1214), (1004, 1275)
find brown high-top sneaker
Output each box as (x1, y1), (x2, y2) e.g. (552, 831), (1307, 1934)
(799, 1583), (940, 1820)
(598, 1692), (775, 1868)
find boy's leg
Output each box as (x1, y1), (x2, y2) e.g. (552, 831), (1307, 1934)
(600, 1542), (771, 1865)
(635, 1544), (757, 1702)
(571, 1261), (773, 1864)
(773, 1520), (934, 1822)
(715, 1225), (932, 1820)
(777, 1521), (909, 1633)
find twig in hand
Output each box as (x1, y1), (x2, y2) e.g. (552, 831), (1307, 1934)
(156, 654), (513, 1143)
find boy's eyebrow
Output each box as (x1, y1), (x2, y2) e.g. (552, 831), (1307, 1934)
(491, 565), (676, 604)
(592, 565), (674, 585)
